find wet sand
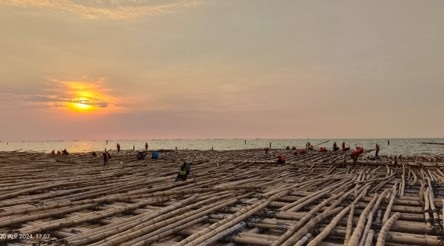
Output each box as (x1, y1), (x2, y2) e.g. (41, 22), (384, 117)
(0, 149), (443, 245)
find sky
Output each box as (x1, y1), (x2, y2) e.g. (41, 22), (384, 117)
(1, 0), (444, 140)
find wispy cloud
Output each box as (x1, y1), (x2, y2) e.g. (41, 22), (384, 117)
(1, 0), (203, 19)
(1, 79), (127, 114)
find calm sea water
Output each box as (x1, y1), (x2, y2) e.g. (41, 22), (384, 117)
(0, 139), (443, 156)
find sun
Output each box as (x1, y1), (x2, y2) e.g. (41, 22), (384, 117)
(46, 80), (121, 115)
(68, 98), (94, 112)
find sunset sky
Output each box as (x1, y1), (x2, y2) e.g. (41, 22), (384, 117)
(1, 0), (443, 140)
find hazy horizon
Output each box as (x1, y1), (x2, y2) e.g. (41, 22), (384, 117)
(1, 1), (444, 140)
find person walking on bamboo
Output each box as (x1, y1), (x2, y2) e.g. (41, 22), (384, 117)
(103, 150), (111, 166)
(116, 143), (121, 152)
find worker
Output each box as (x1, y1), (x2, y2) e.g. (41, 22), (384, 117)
(103, 150), (111, 165)
(175, 163), (192, 182)
(151, 150), (159, 159)
(277, 155), (286, 164)
(375, 144), (380, 160)
(333, 142), (339, 151)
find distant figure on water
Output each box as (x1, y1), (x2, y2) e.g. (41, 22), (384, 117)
(50, 150), (55, 157)
(62, 149), (69, 155)
(92, 151), (97, 157)
(264, 147), (270, 154)
(333, 142), (339, 151)
(286, 146), (290, 150)
(388, 140), (390, 145)
(145, 142), (148, 150)
(103, 150), (111, 165)
(117, 143), (121, 152)
(375, 144), (380, 160)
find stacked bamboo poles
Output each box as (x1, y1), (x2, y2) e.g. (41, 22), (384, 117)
(1, 150), (444, 246)
(270, 193), (344, 246)
(307, 205), (351, 246)
(358, 189), (390, 246)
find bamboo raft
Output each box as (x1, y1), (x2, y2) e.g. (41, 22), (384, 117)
(0, 149), (444, 245)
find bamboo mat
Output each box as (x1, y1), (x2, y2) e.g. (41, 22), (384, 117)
(0, 149), (443, 246)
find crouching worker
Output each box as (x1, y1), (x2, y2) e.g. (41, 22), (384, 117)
(136, 150), (146, 160)
(175, 163), (192, 182)
(277, 155), (286, 164)
(151, 150), (159, 159)
(350, 146), (364, 164)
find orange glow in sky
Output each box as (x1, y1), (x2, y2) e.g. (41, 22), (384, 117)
(55, 80), (119, 115)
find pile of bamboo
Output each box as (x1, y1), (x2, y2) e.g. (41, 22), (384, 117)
(0, 149), (444, 245)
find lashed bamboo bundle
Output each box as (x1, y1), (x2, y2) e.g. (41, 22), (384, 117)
(281, 207), (344, 245)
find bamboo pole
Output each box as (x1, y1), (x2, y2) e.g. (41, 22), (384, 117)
(295, 233), (312, 246)
(281, 207), (343, 246)
(343, 204), (355, 246)
(200, 221), (246, 246)
(346, 194), (378, 246)
(359, 190), (389, 246)
(363, 229), (374, 246)
(375, 212), (401, 246)
(177, 190), (289, 246)
(271, 193), (342, 246)
(308, 205), (351, 246)
(382, 184), (397, 224)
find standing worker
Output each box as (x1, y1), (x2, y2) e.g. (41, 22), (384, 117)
(145, 142), (148, 150)
(103, 150), (111, 166)
(333, 142), (339, 151)
(375, 144), (380, 160)
(117, 143), (121, 152)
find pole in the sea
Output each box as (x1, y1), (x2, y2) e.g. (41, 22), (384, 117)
(388, 140), (390, 145)
(175, 146), (178, 150)
(269, 142), (272, 149)
(245, 140), (246, 144)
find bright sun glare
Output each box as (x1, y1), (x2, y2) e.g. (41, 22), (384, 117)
(68, 98), (94, 112)
(53, 81), (119, 114)
(72, 98), (92, 111)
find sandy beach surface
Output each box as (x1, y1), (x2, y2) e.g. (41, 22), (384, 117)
(1, 149), (443, 245)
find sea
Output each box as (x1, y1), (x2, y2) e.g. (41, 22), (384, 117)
(0, 139), (443, 156)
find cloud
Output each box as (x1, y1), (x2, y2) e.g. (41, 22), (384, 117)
(0, 0), (203, 19)
(1, 79), (126, 114)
